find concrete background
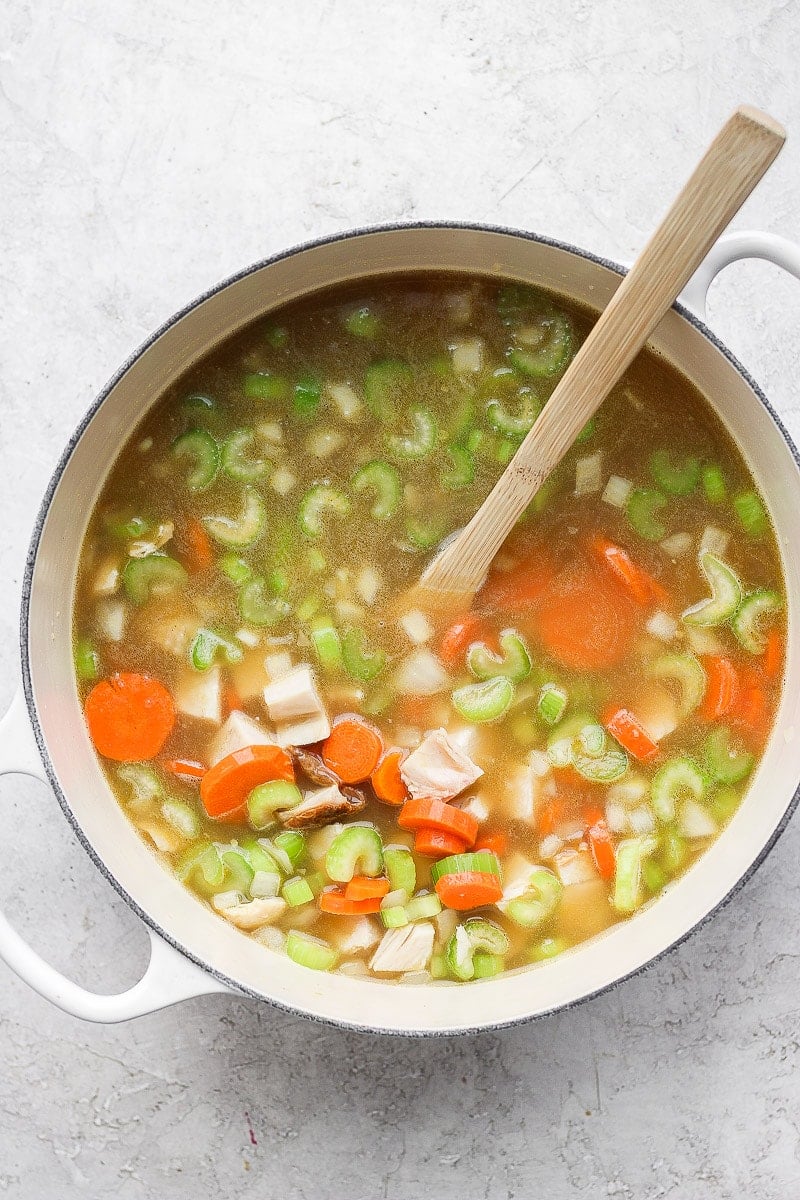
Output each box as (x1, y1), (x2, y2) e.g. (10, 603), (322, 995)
(2, 1), (800, 1196)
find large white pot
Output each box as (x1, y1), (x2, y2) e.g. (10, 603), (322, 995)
(3, 225), (799, 1034)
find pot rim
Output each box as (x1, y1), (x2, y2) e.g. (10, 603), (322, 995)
(19, 220), (800, 1035)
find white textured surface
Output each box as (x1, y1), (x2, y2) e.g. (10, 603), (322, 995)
(2, 2), (800, 1196)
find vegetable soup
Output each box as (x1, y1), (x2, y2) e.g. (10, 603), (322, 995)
(73, 276), (785, 984)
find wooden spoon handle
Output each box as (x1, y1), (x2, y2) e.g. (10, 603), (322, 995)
(422, 105), (785, 596)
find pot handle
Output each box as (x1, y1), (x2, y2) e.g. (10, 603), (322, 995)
(681, 229), (800, 318)
(0, 690), (232, 1022)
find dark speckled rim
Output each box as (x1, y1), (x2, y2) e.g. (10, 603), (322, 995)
(18, 221), (800, 1036)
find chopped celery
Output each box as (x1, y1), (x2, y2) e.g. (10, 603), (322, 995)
(659, 827), (688, 876)
(405, 516), (446, 551)
(387, 405), (437, 459)
(731, 590), (782, 654)
(286, 931), (338, 971)
(734, 489), (768, 537)
(310, 615), (344, 673)
(219, 554), (253, 585)
(627, 487), (668, 541)
(452, 676), (514, 723)
(442, 443), (475, 490)
(472, 953), (504, 978)
(364, 359), (413, 420)
(274, 829), (307, 867)
(296, 594), (321, 623)
(681, 553), (742, 627)
(576, 416), (596, 443)
(282, 876), (315, 907)
(244, 371), (290, 401)
(298, 485), (351, 537)
(702, 464), (727, 503)
(405, 892), (442, 921)
(161, 798), (200, 839)
(546, 712), (595, 768)
(293, 373), (322, 419)
(182, 392), (217, 417)
(467, 629), (532, 684)
(648, 653), (707, 718)
(203, 486), (266, 548)
(384, 846), (416, 895)
(430, 953), (448, 979)
(508, 313), (573, 377)
(177, 841), (224, 895)
(446, 918), (509, 981)
(221, 428), (268, 481)
(651, 758), (705, 822)
(220, 848), (255, 894)
(240, 838), (284, 877)
(171, 429), (220, 492)
(709, 785), (740, 824)
(612, 836), (658, 914)
(642, 858), (668, 894)
(497, 281), (538, 325)
(239, 579), (291, 627)
(344, 305), (380, 339)
(247, 780), (303, 829)
(529, 936), (568, 962)
(650, 449), (700, 496)
(74, 636), (100, 682)
(351, 460), (402, 519)
(571, 724), (628, 784)
(342, 627), (386, 682)
(190, 627), (243, 671)
(362, 684), (393, 717)
(702, 727), (754, 785)
(117, 762), (162, 806)
(430, 852), (500, 883)
(268, 568), (290, 596)
(381, 905), (410, 929)
(103, 509), (151, 540)
(502, 868), (563, 929)
(264, 324), (289, 350)
(486, 391), (541, 438)
(537, 683), (567, 726)
(122, 555), (188, 603)
(325, 825), (384, 883)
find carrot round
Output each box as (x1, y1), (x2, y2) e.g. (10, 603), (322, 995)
(588, 535), (669, 608)
(162, 758), (207, 781)
(344, 876), (391, 901)
(699, 656), (739, 721)
(398, 797), (479, 846)
(439, 613), (490, 666)
(322, 717), (383, 784)
(319, 889), (383, 915)
(84, 673), (175, 762)
(474, 830), (508, 857)
(370, 749), (410, 806)
(414, 827), (468, 858)
(435, 871), (503, 910)
(534, 561), (637, 672)
(200, 744), (294, 819)
(603, 707), (660, 761)
(478, 544), (556, 612)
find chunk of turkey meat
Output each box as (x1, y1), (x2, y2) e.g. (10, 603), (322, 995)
(399, 728), (483, 801)
(370, 923), (435, 974)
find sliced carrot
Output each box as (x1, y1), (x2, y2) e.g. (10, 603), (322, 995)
(587, 818), (616, 880)
(319, 889), (383, 915)
(537, 797), (566, 838)
(224, 685), (243, 714)
(478, 546), (556, 612)
(414, 827), (469, 858)
(200, 744), (294, 819)
(763, 629), (783, 680)
(370, 749), (410, 805)
(344, 876), (391, 902)
(582, 804), (605, 828)
(699, 656), (739, 721)
(730, 667), (770, 750)
(439, 613), (491, 666)
(84, 673), (176, 762)
(185, 518), (214, 572)
(398, 798), (479, 846)
(534, 561), (638, 672)
(588, 535), (670, 608)
(322, 717), (383, 784)
(435, 871), (503, 910)
(474, 830), (508, 857)
(603, 706), (660, 761)
(162, 757), (207, 781)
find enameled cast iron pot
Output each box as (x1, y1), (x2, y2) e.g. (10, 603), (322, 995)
(3, 224), (800, 1035)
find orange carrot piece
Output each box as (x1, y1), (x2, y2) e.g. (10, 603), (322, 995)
(224, 685), (243, 714)
(763, 629), (783, 680)
(185, 518), (214, 572)
(322, 717), (383, 784)
(439, 613), (490, 666)
(537, 797), (566, 837)
(162, 757), (207, 781)
(344, 876), (391, 902)
(414, 827), (469, 858)
(730, 667), (770, 749)
(370, 749), (410, 805)
(587, 817), (616, 880)
(478, 546), (556, 612)
(603, 706), (660, 761)
(84, 673), (176, 762)
(200, 744), (294, 819)
(534, 562), (638, 672)
(398, 798), (479, 846)
(435, 871), (503, 910)
(319, 889), (383, 915)
(699, 656), (739, 721)
(474, 830), (508, 857)
(588, 535), (669, 608)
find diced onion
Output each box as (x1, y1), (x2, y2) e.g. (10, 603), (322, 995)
(399, 609), (434, 645)
(271, 467), (297, 496)
(460, 794), (489, 822)
(95, 599), (127, 642)
(394, 648), (449, 695)
(394, 725), (423, 749)
(445, 293), (472, 326)
(264, 651), (293, 681)
(355, 565), (382, 605)
(608, 774), (649, 809)
(306, 428), (344, 458)
(328, 383), (362, 420)
(684, 625), (724, 656)
(92, 554), (121, 596)
(450, 338), (484, 374)
(699, 525), (730, 559)
(605, 800), (628, 834)
(236, 628), (261, 648)
(257, 421), (283, 445)
(250, 871), (281, 898)
(138, 437), (153, 452)
(335, 599), (366, 623)
(538, 833), (564, 859)
(575, 452), (603, 496)
(660, 532), (692, 559)
(646, 610), (678, 642)
(628, 806), (656, 835)
(679, 799), (718, 839)
(211, 890), (244, 912)
(602, 474), (633, 508)
(253, 926), (286, 951)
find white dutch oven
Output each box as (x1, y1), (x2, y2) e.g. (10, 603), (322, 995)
(2, 225), (799, 1034)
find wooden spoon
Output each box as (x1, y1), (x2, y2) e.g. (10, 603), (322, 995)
(411, 105), (785, 615)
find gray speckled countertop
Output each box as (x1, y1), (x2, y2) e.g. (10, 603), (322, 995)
(2, 2), (800, 1196)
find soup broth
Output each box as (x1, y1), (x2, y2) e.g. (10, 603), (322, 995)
(73, 275), (785, 984)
